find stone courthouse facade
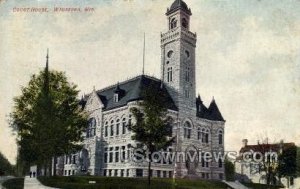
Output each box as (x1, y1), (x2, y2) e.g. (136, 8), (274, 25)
(57, 0), (226, 179)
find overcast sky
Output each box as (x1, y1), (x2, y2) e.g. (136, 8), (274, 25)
(0, 0), (300, 164)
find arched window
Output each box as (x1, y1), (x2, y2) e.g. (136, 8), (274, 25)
(170, 18), (177, 29)
(87, 117), (96, 138)
(185, 67), (190, 82)
(202, 128), (209, 143)
(122, 118), (126, 134)
(104, 121), (108, 137)
(183, 122), (192, 139)
(110, 120), (114, 136)
(182, 18), (188, 28)
(218, 130), (223, 145)
(197, 127), (201, 140)
(116, 119), (120, 136)
(167, 67), (173, 82)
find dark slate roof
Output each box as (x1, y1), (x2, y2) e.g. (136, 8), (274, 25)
(166, 0), (192, 15)
(208, 98), (225, 121)
(196, 95), (225, 122)
(82, 75), (178, 111)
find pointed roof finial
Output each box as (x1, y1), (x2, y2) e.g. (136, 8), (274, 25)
(93, 86), (96, 91)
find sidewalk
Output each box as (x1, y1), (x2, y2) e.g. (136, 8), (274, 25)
(24, 176), (58, 189)
(222, 180), (250, 189)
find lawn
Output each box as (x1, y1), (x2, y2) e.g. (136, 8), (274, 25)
(38, 176), (228, 189)
(2, 178), (24, 189)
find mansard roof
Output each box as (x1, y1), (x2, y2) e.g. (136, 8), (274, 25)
(166, 0), (192, 16)
(196, 96), (225, 122)
(82, 75), (178, 111)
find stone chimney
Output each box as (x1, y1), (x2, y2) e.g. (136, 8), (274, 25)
(242, 139), (248, 147)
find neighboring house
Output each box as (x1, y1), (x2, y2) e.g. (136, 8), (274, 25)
(55, 0), (226, 179)
(235, 139), (298, 188)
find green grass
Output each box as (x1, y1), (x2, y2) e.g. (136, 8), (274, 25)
(38, 176), (228, 189)
(2, 178), (24, 189)
(242, 182), (282, 189)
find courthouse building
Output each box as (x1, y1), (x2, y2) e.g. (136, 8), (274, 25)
(57, 0), (226, 179)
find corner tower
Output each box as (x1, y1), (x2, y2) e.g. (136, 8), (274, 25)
(161, 0), (197, 111)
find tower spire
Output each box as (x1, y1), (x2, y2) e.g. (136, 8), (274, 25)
(44, 48), (50, 95)
(142, 32), (145, 75)
(46, 48), (49, 69)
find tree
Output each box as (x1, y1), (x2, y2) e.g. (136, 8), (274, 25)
(225, 157), (235, 181)
(0, 152), (14, 176)
(297, 147), (300, 177)
(278, 144), (297, 187)
(10, 59), (87, 175)
(128, 82), (174, 186)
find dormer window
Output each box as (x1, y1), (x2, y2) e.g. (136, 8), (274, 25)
(113, 83), (124, 103)
(114, 93), (119, 102)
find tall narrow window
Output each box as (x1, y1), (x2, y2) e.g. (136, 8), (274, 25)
(184, 89), (190, 98)
(182, 18), (188, 28)
(218, 158), (223, 168)
(104, 147), (108, 163)
(109, 147), (113, 163)
(197, 127), (201, 140)
(115, 147), (119, 162)
(170, 18), (177, 29)
(110, 120), (114, 136)
(116, 119), (120, 136)
(218, 130), (223, 145)
(185, 67), (190, 82)
(121, 146), (126, 161)
(167, 67), (173, 82)
(104, 121), (108, 137)
(122, 118), (126, 134)
(202, 128), (209, 143)
(183, 122), (192, 139)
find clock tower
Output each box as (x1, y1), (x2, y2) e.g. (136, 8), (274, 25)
(161, 0), (197, 112)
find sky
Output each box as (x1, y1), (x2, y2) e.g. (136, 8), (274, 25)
(0, 0), (300, 164)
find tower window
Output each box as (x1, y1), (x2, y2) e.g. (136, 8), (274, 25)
(185, 67), (190, 82)
(218, 130), (223, 145)
(167, 67), (173, 82)
(185, 50), (190, 58)
(170, 18), (177, 29)
(182, 18), (188, 28)
(167, 50), (173, 58)
(183, 121), (192, 139)
(184, 89), (190, 98)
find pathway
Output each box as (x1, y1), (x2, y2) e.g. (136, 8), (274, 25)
(223, 180), (250, 189)
(24, 176), (58, 189)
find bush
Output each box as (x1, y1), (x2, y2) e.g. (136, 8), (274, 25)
(2, 178), (24, 189)
(38, 176), (228, 189)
